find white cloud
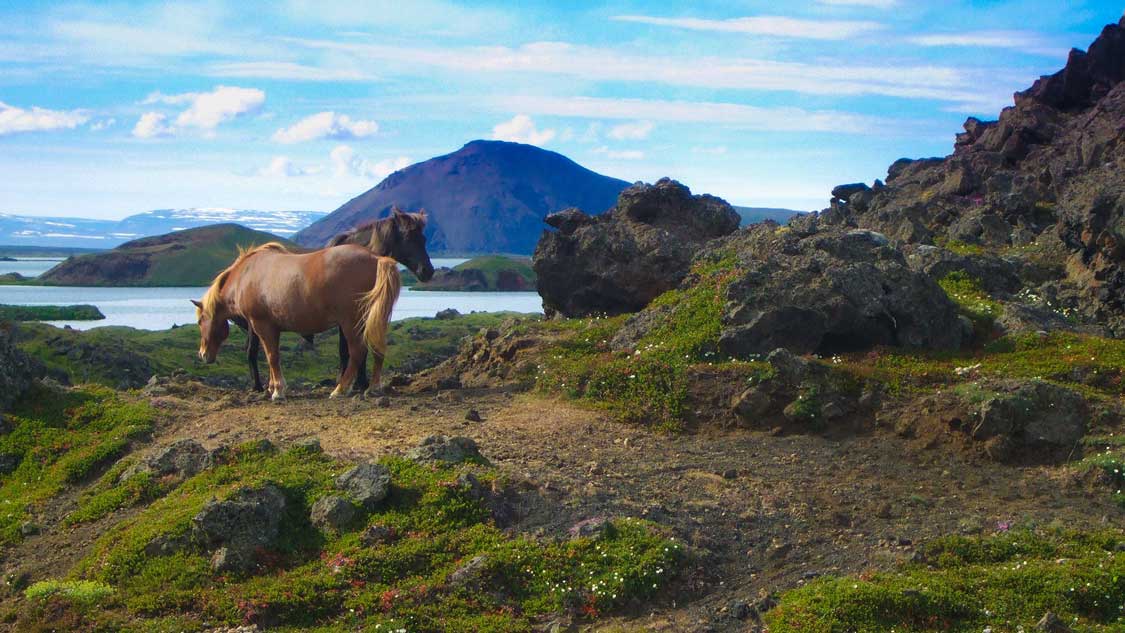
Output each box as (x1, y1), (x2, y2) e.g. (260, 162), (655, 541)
(817, 0), (897, 7)
(491, 114), (556, 145)
(90, 117), (116, 131)
(497, 95), (881, 134)
(592, 146), (645, 160)
(207, 61), (373, 82)
(131, 112), (172, 138)
(330, 145), (410, 180)
(610, 14), (882, 40)
(607, 120), (654, 141)
(909, 31), (1059, 54)
(134, 86), (265, 137)
(292, 38), (981, 105)
(692, 146), (728, 155)
(258, 156), (310, 178)
(173, 86), (265, 131)
(0, 101), (89, 136)
(272, 112), (379, 144)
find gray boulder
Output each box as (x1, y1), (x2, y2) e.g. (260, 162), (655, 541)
(407, 435), (485, 465)
(309, 495), (358, 532)
(533, 178), (740, 317)
(0, 327), (41, 414)
(335, 462), (391, 511)
(970, 380), (1087, 449)
(192, 484), (287, 573)
(619, 223), (964, 358)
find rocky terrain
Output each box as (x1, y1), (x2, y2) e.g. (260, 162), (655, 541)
(35, 224), (296, 286)
(1, 18), (1125, 633)
(294, 140), (631, 255)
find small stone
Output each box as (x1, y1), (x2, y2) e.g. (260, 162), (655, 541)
(19, 522), (38, 537)
(721, 469), (738, 479)
(292, 437), (322, 454)
(448, 554), (489, 589)
(375, 396), (391, 408)
(568, 517), (610, 539)
(465, 409), (483, 422)
(1036, 612), (1073, 633)
(730, 601), (751, 620)
(310, 495), (357, 532)
(406, 435), (485, 465)
(335, 463), (391, 511)
(359, 524), (397, 547)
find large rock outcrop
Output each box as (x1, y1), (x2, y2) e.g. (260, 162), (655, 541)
(618, 220), (965, 357)
(817, 18), (1125, 335)
(0, 326), (41, 413)
(533, 178), (741, 317)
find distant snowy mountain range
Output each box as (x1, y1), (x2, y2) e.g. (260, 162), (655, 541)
(0, 208), (326, 249)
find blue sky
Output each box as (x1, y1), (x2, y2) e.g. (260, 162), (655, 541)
(0, 0), (1122, 219)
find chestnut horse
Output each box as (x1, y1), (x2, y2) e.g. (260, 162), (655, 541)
(194, 214), (429, 400)
(237, 209), (435, 393)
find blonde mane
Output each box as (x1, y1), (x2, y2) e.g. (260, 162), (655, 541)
(198, 242), (289, 318)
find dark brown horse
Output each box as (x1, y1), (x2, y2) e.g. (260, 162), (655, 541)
(195, 210), (431, 400)
(238, 209), (434, 393)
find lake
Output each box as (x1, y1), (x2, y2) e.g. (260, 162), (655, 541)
(1, 258), (63, 278)
(0, 258), (545, 330)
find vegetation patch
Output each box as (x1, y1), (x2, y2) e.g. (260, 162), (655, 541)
(26, 444), (685, 632)
(533, 254), (750, 430)
(0, 304), (104, 321)
(0, 385), (154, 544)
(937, 271), (1001, 342)
(766, 529), (1125, 632)
(14, 311), (523, 388)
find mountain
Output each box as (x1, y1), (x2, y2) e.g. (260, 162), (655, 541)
(816, 16), (1125, 336)
(0, 208), (324, 249)
(37, 224), (297, 286)
(733, 206), (804, 226)
(294, 140), (632, 254)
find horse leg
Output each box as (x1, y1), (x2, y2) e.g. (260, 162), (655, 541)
(331, 327), (366, 399)
(246, 330), (264, 392)
(254, 322), (285, 402)
(365, 351), (385, 397)
(337, 326), (350, 382)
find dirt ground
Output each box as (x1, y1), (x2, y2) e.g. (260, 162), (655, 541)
(7, 382), (1121, 632)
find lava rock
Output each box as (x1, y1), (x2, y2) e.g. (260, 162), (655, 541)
(310, 495), (358, 532)
(534, 178), (740, 318)
(0, 326), (43, 414)
(335, 462), (391, 511)
(192, 484), (287, 573)
(359, 524), (397, 547)
(407, 435), (485, 464)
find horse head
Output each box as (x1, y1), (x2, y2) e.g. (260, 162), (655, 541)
(379, 207), (435, 282)
(192, 299), (230, 363)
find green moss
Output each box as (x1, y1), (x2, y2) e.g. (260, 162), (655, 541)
(49, 446), (682, 632)
(935, 238), (987, 256)
(534, 254), (741, 430)
(25, 580), (115, 607)
(14, 311), (525, 389)
(0, 304), (104, 321)
(766, 529), (1125, 633)
(938, 271), (1001, 342)
(0, 386), (154, 544)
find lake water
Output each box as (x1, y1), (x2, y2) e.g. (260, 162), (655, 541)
(0, 257), (545, 330)
(0, 258), (62, 277)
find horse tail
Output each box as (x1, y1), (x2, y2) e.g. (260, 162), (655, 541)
(358, 256), (402, 357)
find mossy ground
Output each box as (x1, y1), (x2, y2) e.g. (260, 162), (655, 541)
(531, 255), (771, 431)
(0, 304), (104, 321)
(766, 529), (1125, 633)
(0, 385), (154, 544)
(9, 436), (682, 632)
(14, 312), (522, 388)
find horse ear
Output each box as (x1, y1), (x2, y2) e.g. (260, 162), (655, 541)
(190, 299), (203, 309)
(391, 205), (404, 217)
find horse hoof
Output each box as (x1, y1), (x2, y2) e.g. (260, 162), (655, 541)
(329, 386), (343, 399)
(271, 391), (285, 402)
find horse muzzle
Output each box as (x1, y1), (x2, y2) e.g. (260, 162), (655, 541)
(416, 263), (435, 282)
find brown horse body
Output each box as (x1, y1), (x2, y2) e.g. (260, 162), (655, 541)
(196, 243), (401, 400)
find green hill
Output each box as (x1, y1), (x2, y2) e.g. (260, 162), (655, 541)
(413, 255), (535, 291)
(36, 224), (298, 287)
